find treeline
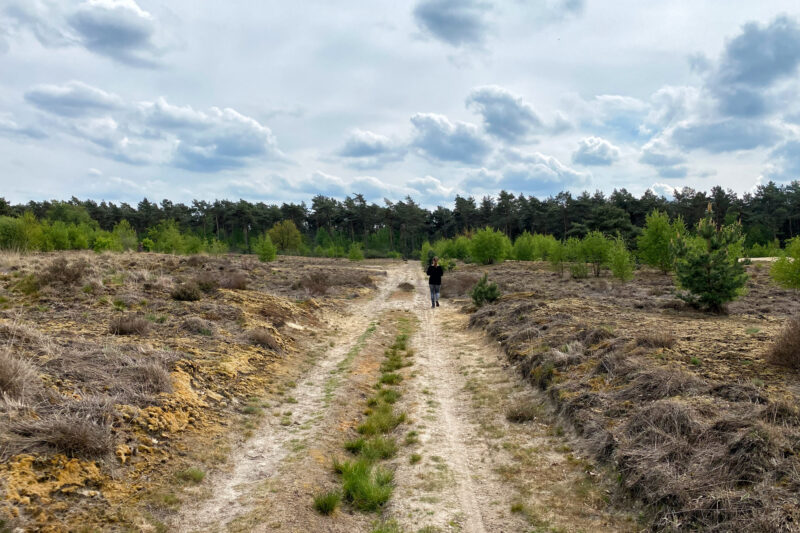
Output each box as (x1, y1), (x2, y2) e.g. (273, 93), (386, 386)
(0, 181), (799, 256)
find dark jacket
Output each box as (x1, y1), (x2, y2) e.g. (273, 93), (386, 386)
(426, 264), (443, 285)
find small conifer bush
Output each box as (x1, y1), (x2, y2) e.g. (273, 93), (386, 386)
(470, 274), (500, 307)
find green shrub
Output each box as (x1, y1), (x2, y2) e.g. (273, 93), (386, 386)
(348, 242), (365, 261)
(141, 237), (155, 251)
(206, 239), (229, 255)
(637, 210), (685, 273)
(253, 233), (277, 262)
(176, 467), (205, 484)
(608, 235), (635, 282)
(92, 234), (115, 252)
(671, 212), (748, 312)
(111, 220), (138, 250)
(512, 231), (536, 261)
(569, 262), (590, 279)
(471, 273), (501, 307)
(549, 241), (566, 274)
(770, 237), (800, 290)
(420, 241), (434, 269)
(470, 227), (511, 264)
(268, 220), (302, 252)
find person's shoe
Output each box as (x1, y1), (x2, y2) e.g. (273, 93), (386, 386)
(436, 301), (440, 307)
(431, 303), (435, 308)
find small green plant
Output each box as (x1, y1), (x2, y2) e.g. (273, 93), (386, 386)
(409, 453), (422, 464)
(337, 459), (393, 511)
(569, 261), (590, 279)
(313, 490), (341, 515)
(176, 467), (205, 484)
(379, 373), (402, 385)
(357, 404), (406, 435)
(690, 357), (701, 366)
(370, 519), (402, 533)
(470, 273), (500, 307)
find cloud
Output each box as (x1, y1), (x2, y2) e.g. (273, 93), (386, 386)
(68, 0), (159, 67)
(570, 93), (649, 141)
(232, 171), (400, 203)
(671, 118), (780, 153)
(171, 107), (281, 172)
(462, 149), (589, 197)
(0, 115), (47, 139)
(3, 0), (162, 67)
(410, 113), (491, 164)
(466, 85), (542, 142)
(24, 81), (124, 117)
(413, 0), (491, 47)
(138, 97), (209, 130)
(649, 183), (677, 198)
(406, 175), (454, 201)
(765, 139), (800, 181)
(571, 136), (620, 166)
(709, 16), (800, 117)
(336, 129), (406, 168)
(639, 138), (688, 178)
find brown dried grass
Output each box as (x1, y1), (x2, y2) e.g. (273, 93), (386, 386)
(0, 349), (40, 401)
(38, 257), (90, 286)
(109, 315), (150, 335)
(768, 316), (800, 370)
(220, 272), (248, 290)
(248, 328), (282, 352)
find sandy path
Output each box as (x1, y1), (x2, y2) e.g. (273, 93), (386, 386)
(172, 266), (403, 532)
(174, 261), (638, 532)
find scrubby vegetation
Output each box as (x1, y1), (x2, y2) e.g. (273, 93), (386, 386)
(769, 317), (800, 369)
(470, 274), (501, 307)
(770, 236), (800, 289)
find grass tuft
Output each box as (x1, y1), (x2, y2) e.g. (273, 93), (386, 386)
(313, 490), (341, 515)
(176, 467), (205, 484)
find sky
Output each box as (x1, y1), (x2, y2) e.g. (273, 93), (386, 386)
(1, 0), (800, 208)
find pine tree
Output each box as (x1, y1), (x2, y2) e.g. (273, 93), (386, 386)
(670, 210), (748, 312)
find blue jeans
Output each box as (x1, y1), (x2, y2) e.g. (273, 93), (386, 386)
(429, 284), (441, 305)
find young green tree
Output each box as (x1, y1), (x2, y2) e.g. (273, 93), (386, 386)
(111, 220), (138, 250)
(470, 227), (511, 265)
(471, 274), (501, 307)
(512, 231), (536, 261)
(548, 240), (566, 275)
(348, 242), (364, 261)
(582, 231), (611, 277)
(637, 210), (681, 273)
(608, 235), (635, 282)
(420, 241), (434, 269)
(268, 220), (302, 252)
(253, 232), (277, 262)
(671, 212), (748, 312)
(770, 237), (800, 289)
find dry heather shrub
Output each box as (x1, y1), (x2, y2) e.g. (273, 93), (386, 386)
(109, 315), (150, 335)
(171, 282), (202, 301)
(298, 272), (329, 296)
(723, 423), (781, 486)
(505, 399), (541, 423)
(397, 282), (415, 292)
(618, 368), (706, 401)
(248, 328), (282, 352)
(625, 400), (701, 445)
(182, 316), (215, 336)
(38, 257), (90, 286)
(194, 271), (219, 293)
(0, 350), (39, 400)
(440, 273), (481, 298)
(220, 272), (248, 290)
(768, 316), (800, 369)
(760, 401), (800, 426)
(710, 382), (768, 404)
(635, 331), (676, 349)
(121, 362), (173, 395)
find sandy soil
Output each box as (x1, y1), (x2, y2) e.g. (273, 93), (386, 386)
(170, 262), (640, 532)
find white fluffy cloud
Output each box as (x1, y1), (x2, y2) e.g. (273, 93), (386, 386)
(410, 113), (491, 164)
(572, 136), (620, 166)
(466, 85), (542, 141)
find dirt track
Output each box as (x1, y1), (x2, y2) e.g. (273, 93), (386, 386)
(171, 262), (638, 532)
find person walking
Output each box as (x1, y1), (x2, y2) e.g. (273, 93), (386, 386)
(426, 256), (444, 308)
